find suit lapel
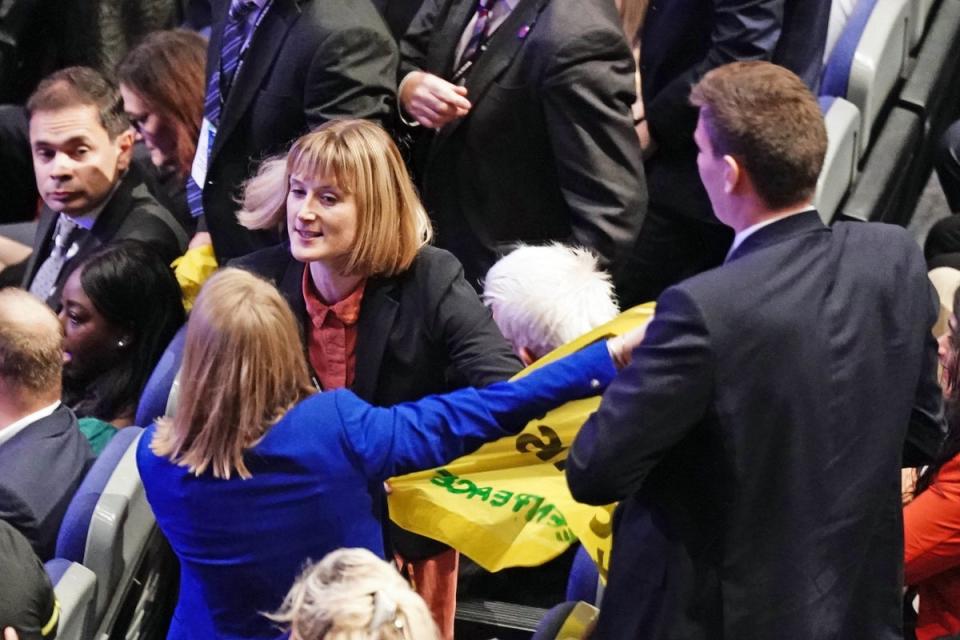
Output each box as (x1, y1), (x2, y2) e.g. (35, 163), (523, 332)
(22, 207), (58, 288)
(212, 0), (300, 162)
(428, 0), (476, 78)
(439, 0), (549, 142)
(726, 210), (828, 263)
(353, 277), (399, 401)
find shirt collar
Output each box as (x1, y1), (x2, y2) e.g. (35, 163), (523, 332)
(727, 205), (817, 259)
(64, 179), (122, 230)
(301, 270), (366, 329)
(0, 401), (61, 448)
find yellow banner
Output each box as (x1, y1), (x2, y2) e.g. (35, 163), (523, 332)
(387, 304), (655, 576)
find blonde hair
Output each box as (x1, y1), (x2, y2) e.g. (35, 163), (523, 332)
(149, 269), (314, 479)
(270, 548), (440, 640)
(236, 119), (433, 277)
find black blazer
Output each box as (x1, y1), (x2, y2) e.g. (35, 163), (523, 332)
(568, 212), (946, 639)
(232, 244), (522, 405)
(200, 0), (398, 263)
(22, 165), (187, 309)
(399, 0), (646, 286)
(640, 0), (831, 222)
(0, 405), (94, 561)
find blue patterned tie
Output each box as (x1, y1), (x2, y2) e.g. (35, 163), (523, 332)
(186, 0), (260, 219)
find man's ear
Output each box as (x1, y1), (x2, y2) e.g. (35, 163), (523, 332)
(114, 128), (135, 173)
(518, 346), (537, 367)
(722, 154), (741, 194)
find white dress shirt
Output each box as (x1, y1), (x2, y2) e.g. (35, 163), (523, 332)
(0, 401), (61, 449)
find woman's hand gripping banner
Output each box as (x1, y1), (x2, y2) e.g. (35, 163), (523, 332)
(387, 304), (655, 576)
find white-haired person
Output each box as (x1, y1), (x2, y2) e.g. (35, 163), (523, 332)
(271, 548), (439, 640)
(483, 243), (620, 365)
(231, 119), (523, 638)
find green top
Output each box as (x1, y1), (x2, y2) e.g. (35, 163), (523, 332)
(77, 417), (118, 456)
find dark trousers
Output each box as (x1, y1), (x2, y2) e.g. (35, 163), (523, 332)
(616, 205), (733, 307)
(936, 119), (960, 214)
(0, 105), (38, 224)
(924, 120), (960, 269)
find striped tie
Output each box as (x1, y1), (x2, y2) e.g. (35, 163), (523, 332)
(28, 215), (78, 305)
(186, 0), (260, 219)
(457, 0), (500, 70)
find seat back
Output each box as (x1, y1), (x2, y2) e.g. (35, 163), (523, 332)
(909, 0), (936, 48)
(815, 96), (862, 222)
(134, 324), (187, 426)
(565, 545), (600, 605)
(45, 559), (96, 640)
(821, 0), (911, 158)
(54, 427), (147, 623)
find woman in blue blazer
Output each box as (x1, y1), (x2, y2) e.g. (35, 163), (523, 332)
(137, 268), (628, 639)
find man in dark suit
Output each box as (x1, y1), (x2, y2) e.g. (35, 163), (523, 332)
(188, 0), (397, 263)
(21, 66), (186, 310)
(617, 0), (831, 306)
(0, 288), (94, 561)
(567, 62), (946, 639)
(398, 0), (646, 287)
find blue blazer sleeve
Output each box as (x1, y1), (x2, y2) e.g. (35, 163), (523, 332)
(337, 340), (617, 480)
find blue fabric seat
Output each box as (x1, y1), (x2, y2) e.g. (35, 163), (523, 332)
(820, 0), (911, 158)
(134, 324), (186, 426)
(53, 427), (150, 629)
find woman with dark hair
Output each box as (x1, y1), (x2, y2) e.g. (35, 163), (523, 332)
(59, 240), (185, 451)
(117, 29), (206, 233)
(904, 285), (960, 639)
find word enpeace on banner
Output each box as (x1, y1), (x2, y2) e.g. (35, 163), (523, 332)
(388, 304), (654, 575)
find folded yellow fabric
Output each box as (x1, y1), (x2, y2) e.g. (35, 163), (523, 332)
(171, 245), (218, 311)
(388, 304), (655, 574)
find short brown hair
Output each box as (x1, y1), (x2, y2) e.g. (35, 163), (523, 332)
(690, 61), (827, 210)
(150, 269), (314, 480)
(117, 30), (207, 176)
(27, 66), (130, 139)
(237, 119), (433, 278)
(0, 289), (63, 396)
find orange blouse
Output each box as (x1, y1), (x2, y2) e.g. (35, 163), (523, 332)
(301, 270), (365, 391)
(904, 454), (960, 640)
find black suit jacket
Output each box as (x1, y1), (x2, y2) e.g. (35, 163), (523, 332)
(641, 0), (831, 222)
(0, 405), (94, 561)
(399, 0), (646, 286)
(22, 165), (187, 309)
(567, 212), (946, 639)
(200, 0), (397, 263)
(232, 244), (522, 405)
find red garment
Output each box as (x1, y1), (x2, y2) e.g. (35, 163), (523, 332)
(905, 455), (960, 640)
(301, 271), (365, 390)
(395, 549), (459, 640)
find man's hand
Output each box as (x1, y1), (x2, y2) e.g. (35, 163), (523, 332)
(607, 321), (650, 369)
(399, 71), (472, 129)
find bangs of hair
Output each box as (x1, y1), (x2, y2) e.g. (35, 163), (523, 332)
(150, 269), (314, 480)
(287, 132), (360, 200)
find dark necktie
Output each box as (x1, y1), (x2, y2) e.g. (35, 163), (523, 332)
(28, 215), (78, 304)
(186, 0), (260, 219)
(453, 0), (501, 83)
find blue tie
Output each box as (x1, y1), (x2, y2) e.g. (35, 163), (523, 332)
(186, 0), (260, 219)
